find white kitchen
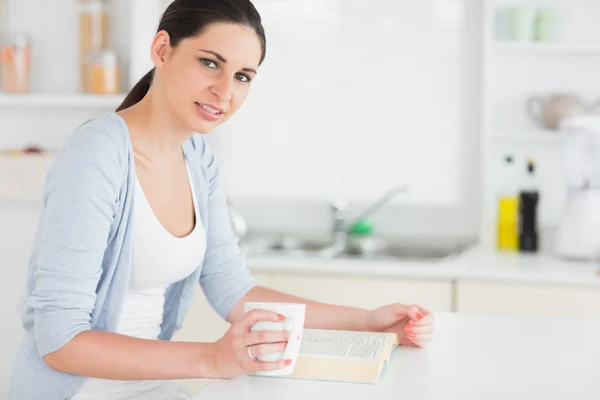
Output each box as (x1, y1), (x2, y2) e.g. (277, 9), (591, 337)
(1, 0), (600, 399)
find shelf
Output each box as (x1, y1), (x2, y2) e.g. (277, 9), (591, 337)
(0, 93), (127, 108)
(495, 41), (600, 54)
(489, 129), (565, 143)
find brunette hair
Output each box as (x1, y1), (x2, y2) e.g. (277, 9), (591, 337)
(116, 0), (266, 111)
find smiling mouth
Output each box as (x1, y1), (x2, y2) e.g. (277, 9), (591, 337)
(195, 102), (223, 115)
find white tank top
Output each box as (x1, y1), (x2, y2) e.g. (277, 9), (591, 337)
(73, 163), (206, 399)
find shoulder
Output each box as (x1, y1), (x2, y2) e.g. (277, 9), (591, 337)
(64, 113), (128, 160)
(48, 113), (129, 189)
(55, 113), (128, 171)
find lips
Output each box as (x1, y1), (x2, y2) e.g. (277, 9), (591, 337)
(195, 102), (223, 115)
(195, 102), (224, 122)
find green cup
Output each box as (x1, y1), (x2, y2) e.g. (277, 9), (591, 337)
(508, 7), (536, 41)
(533, 8), (558, 41)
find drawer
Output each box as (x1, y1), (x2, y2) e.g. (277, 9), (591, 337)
(0, 153), (56, 202)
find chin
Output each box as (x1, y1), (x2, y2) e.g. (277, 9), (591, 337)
(189, 118), (220, 135)
(192, 125), (214, 134)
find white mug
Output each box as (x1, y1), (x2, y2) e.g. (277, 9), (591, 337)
(244, 302), (306, 376)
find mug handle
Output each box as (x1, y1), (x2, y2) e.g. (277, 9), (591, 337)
(526, 96), (543, 122)
(282, 316), (302, 360)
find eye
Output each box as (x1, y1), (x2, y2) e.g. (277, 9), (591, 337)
(200, 58), (218, 69)
(235, 73), (251, 83)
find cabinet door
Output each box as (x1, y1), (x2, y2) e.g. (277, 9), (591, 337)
(268, 272), (453, 312)
(173, 272), (272, 343)
(456, 281), (600, 318)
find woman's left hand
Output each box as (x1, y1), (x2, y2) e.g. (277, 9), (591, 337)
(366, 303), (434, 348)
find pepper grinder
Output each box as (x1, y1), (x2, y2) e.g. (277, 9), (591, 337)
(519, 159), (540, 252)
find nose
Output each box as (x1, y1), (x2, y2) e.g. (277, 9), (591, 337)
(209, 74), (233, 103)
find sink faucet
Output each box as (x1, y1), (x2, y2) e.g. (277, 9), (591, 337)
(322, 185), (409, 257)
(330, 198), (349, 241)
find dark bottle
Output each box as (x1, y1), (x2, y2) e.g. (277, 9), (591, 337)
(519, 160), (539, 252)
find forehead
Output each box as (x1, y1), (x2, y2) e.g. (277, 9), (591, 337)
(181, 22), (262, 68)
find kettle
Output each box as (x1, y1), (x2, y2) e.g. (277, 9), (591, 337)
(553, 187), (600, 261)
(527, 93), (600, 130)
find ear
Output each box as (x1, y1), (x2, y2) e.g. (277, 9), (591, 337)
(150, 30), (172, 69)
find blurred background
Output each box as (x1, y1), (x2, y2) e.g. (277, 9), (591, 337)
(1, 0), (600, 395)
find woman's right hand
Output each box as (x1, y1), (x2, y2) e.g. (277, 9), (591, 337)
(210, 309), (291, 379)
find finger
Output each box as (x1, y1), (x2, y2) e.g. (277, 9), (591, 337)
(411, 312), (434, 327)
(241, 309), (285, 331)
(244, 330), (290, 346)
(405, 324), (433, 336)
(406, 305), (425, 321)
(410, 334), (433, 348)
(409, 332), (433, 342)
(250, 342), (288, 357)
(406, 306), (433, 325)
(254, 359), (292, 371)
(417, 306), (431, 316)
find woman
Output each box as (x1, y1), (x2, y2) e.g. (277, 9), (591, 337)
(9, 0), (434, 398)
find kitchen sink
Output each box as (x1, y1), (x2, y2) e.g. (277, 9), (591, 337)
(348, 242), (464, 260)
(240, 234), (471, 261)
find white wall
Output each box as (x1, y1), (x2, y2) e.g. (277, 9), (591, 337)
(0, 0), (482, 240)
(215, 0), (464, 205)
(8, 1), (597, 238)
(207, 0), (482, 238)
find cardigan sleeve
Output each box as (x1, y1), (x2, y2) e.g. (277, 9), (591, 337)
(197, 138), (257, 320)
(30, 121), (123, 356)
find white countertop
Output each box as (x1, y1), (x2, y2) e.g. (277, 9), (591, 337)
(195, 312), (600, 400)
(245, 245), (600, 288)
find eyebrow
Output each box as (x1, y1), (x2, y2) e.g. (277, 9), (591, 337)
(199, 49), (257, 74)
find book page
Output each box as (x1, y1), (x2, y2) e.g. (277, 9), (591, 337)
(299, 329), (390, 361)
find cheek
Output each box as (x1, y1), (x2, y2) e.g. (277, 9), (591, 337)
(231, 86), (250, 112)
(167, 61), (205, 95)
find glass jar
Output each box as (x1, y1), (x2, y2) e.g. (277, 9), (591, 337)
(1, 33), (31, 93)
(86, 49), (120, 94)
(79, 0), (109, 92)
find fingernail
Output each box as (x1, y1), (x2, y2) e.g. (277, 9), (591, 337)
(416, 312), (424, 320)
(285, 359), (292, 365)
(278, 314), (285, 320)
(407, 334), (416, 339)
(404, 327), (413, 334)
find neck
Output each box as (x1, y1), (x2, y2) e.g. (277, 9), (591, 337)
(119, 86), (192, 163)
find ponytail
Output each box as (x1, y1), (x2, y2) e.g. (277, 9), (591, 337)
(116, 68), (155, 112)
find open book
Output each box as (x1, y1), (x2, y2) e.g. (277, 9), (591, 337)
(286, 329), (399, 384)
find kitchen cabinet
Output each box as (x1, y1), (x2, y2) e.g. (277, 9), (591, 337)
(173, 272), (273, 344)
(0, 203), (39, 397)
(172, 269), (452, 394)
(456, 281), (600, 318)
(0, 0), (170, 152)
(4, 0), (169, 96)
(172, 269), (453, 343)
(264, 271), (453, 312)
(0, 153), (56, 202)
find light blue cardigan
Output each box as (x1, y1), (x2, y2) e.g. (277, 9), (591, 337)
(9, 113), (257, 399)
